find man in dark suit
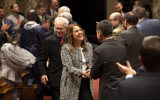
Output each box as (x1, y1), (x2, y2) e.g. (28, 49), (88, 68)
(135, 7), (160, 37)
(118, 13), (143, 70)
(113, 36), (160, 100)
(90, 20), (128, 100)
(37, 2), (51, 25)
(0, 6), (15, 41)
(46, 0), (59, 17)
(37, 17), (69, 100)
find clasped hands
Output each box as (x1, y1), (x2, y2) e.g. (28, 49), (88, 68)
(82, 69), (91, 79)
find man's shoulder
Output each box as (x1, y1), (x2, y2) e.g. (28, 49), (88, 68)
(62, 43), (70, 50)
(118, 29), (129, 38)
(113, 25), (125, 33)
(94, 39), (115, 52)
(4, 18), (13, 23)
(119, 72), (160, 86)
(45, 34), (56, 40)
(121, 27), (139, 34)
(7, 14), (14, 19)
(119, 76), (141, 87)
(140, 18), (160, 25)
(19, 14), (24, 20)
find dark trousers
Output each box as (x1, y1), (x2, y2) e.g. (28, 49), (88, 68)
(37, 81), (60, 100)
(78, 78), (93, 100)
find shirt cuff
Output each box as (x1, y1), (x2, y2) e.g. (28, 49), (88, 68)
(125, 74), (134, 79)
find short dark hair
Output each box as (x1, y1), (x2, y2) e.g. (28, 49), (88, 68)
(124, 13), (138, 25)
(10, 4), (13, 9)
(37, 2), (47, 9)
(141, 36), (160, 71)
(134, 7), (147, 19)
(10, 3), (17, 9)
(27, 9), (40, 23)
(114, 1), (123, 6)
(48, 0), (52, 4)
(96, 20), (112, 37)
(0, 6), (4, 9)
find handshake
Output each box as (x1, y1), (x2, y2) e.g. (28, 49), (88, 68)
(81, 69), (91, 79)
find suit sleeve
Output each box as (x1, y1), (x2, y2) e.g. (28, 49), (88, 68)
(117, 33), (127, 47)
(37, 39), (49, 76)
(6, 19), (15, 41)
(61, 45), (82, 76)
(90, 50), (102, 79)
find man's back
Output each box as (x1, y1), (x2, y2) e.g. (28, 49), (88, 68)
(114, 72), (160, 100)
(20, 21), (45, 57)
(91, 38), (128, 100)
(118, 27), (143, 70)
(137, 18), (160, 37)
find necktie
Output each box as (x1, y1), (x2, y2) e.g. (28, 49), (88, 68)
(60, 38), (64, 45)
(0, 19), (2, 29)
(17, 16), (21, 25)
(121, 15), (125, 22)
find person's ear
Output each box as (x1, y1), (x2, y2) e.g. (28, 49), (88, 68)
(137, 18), (140, 24)
(99, 31), (103, 37)
(138, 55), (143, 66)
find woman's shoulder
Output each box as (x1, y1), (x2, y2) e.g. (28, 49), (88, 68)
(62, 43), (70, 50)
(86, 42), (92, 49)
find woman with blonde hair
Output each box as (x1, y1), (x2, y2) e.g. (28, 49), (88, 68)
(60, 24), (93, 100)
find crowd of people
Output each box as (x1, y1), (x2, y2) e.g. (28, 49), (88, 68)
(0, 0), (160, 100)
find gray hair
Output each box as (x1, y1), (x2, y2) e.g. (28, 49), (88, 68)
(57, 12), (72, 23)
(58, 6), (70, 13)
(54, 17), (69, 28)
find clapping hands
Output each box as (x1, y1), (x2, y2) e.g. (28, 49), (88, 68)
(1, 24), (12, 31)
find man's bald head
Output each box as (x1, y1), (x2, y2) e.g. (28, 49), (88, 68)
(109, 12), (123, 27)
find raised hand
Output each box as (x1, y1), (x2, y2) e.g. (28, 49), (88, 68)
(116, 60), (136, 75)
(1, 24), (12, 31)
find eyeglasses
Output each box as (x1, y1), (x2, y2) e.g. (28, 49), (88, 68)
(109, 19), (116, 22)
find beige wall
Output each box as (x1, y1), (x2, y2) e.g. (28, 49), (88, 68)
(0, 0), (159, 20)
(106, 0), (118, 19)
(153, 0), (160, 20)
(106, 0), (160, 20)
(0, 0), (41, 17)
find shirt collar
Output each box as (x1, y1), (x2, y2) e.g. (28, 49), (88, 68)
(104, 36), (113, 42)
(139, 18), (144, 23)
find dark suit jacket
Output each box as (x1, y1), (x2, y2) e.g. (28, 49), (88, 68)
(46, 7), (57, 17)
(46, 7), (51, 16)
(118, 27), (144, 70)
(39, 14), (51, 25)
(113, 72), (160, 100)
(37, 34), (63, 88)
(44, 29), (54, 38)
(91, 38), (128, 100)
(137, 18), (160, 37)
